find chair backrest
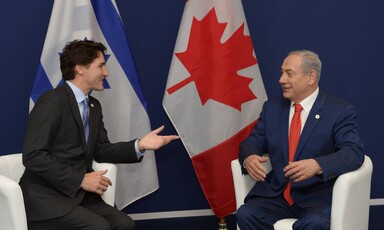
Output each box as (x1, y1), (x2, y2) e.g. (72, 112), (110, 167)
(0, 153), (28, 230)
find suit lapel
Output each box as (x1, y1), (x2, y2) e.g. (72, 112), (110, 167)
(64, 83), (88, 150)
(294, 91), (326, 160)
(87, 97), (97, 151)
(280, 100), (291, 163)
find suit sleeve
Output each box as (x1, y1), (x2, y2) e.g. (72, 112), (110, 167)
(239, 102), (268, 174)
(90, 98), (142, 164)
(315, 103), (365, 181)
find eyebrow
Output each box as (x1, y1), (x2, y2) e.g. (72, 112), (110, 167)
(281, 68), (294, 73)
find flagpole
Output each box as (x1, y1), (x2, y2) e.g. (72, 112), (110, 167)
(218, 217), (228, 230)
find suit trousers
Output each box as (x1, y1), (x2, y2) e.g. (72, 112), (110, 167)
(236, 196), (330, 230)
(27, 192), (135, 230)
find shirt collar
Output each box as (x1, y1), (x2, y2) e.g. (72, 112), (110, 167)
(291, 87), (319, 113)
(66, 80), (88, 103)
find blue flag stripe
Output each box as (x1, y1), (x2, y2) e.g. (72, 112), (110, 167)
(31, 64), (54, 102)
(90, 0), (147, 110)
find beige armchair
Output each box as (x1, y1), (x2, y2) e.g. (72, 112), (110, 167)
(231, 155), (373, 230)
(0, 153), (117, 230)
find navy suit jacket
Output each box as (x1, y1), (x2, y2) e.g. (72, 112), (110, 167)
(239, 90), (364, 208)
(20, 83), (141, 221)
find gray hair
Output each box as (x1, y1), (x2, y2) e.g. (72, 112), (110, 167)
(288, 50), (322, 81)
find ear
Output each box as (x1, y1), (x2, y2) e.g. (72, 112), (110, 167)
(307, 70), (318, 85)
(75, 65), (85, 76)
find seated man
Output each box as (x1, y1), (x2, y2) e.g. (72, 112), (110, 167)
(20, 39), (179, 230)
(237, 49), (364, 230)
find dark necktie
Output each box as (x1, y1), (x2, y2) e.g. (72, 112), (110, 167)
(82, 97), (89, 143)
(284, 103), (303, 205)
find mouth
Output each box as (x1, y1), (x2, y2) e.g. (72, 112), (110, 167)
(281, 85), (291, 91)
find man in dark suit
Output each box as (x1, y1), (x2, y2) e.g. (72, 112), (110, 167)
(236, 50), (364, 230)
(20, 39), (179, 230)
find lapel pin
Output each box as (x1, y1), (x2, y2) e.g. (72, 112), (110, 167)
(315, 114), (320, 119)
(90, 103), (94, 108)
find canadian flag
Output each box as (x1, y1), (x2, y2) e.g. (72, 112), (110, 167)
(163, 0), (267, 217)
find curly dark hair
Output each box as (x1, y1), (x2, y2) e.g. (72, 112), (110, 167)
(60, 39), (107, 80)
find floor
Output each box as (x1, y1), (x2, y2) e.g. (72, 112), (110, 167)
(134, 206), (384, 229)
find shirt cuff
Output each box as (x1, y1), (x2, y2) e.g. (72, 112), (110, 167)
(135, 139), (145, 158)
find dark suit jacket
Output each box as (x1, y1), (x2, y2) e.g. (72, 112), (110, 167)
(239, 90), (364, 209)
(20, 83), (142, 221)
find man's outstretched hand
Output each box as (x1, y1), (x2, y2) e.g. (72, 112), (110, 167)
(138, 125), (179, 151)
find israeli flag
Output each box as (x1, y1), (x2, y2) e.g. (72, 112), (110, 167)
(30, 0), (158, 210)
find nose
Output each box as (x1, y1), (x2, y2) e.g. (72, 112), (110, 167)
(279, 73), (286, 84)
(103, 67), (109, 77)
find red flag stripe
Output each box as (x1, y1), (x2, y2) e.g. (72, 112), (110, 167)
(191, 121), (257, 217)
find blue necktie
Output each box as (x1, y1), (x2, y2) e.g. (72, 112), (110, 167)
(82, 98), (89, 143)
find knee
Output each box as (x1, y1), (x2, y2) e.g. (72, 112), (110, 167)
(115, 215), (136, 230)
(294, 213), (330, 230)
(117, 221), (135, 230)
(95, 220), (112, 230)
(236, 204), (256, 227)
(236, 205), (247, 224)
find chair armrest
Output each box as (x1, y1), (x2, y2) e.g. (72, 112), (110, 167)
(0, 175), (28, 230)
(231, 156), (272, 209)
(331, 155), (373, 230)
(0, 153), (25, 182)
(92, 161), (117, 207)
(231, 159), (256, 210)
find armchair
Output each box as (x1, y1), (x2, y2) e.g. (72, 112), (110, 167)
(231, 155), (373, 230)
(0, 153), (117, 230)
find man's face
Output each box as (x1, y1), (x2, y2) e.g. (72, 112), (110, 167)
(81, 52), (108, 92)
(279, 54), (315, 103)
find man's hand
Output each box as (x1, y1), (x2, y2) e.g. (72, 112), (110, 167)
(244, 155), (269, 181)
(81, 169), (112, 195)
(284, 159), (323, 182)
(138, 125), (179, 151)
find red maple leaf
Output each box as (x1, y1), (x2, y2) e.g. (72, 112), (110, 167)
(167, 8), (257, 111)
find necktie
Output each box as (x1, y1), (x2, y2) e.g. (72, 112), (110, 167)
(284, 103), (303, 205)
(82, 97), (89, 143)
